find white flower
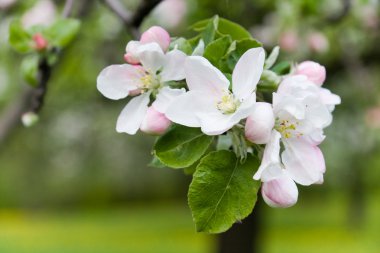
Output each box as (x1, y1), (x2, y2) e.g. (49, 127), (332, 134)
(165, 47), (265, 135)
(124, 26), (171, 65)
(97, 43), (186, 134)
(246, 74), (340, 207)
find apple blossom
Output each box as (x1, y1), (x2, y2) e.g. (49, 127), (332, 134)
(140, 106), (171, 135)
(295, 61), (326, 86)
(124, 26), (171, 65)
(97, 42), (186, 135)
(249, 75), (340, 207)
(307, 32), (329, 53)
(279, 31), (299, 52)
(165, 47), (265, 135)
(245, 102), (274, 144)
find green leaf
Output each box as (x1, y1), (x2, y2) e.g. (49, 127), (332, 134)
(188, 151), (260, 233)
(45, 18), (80, 48)
(8, 19), (32, 53)
(201, 15), (219, 46)
(203, 36), (231, 67)
(257, 70), (281, 92)
(221, 38), (262, 72)
(264, 46), (280, 69)
(170, 37), (193, 55)
(21, 54), (40, 87)
(154, 125), (214, 169)
(271, 61), (292, 75)
(216, 18), (252, 41)
(148, 155), (166, 168)
(192, 17), (252, 41)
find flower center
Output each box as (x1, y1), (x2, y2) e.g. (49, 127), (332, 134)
(275, 119), (303, 138)
(217, 93), (240, 114)
(139, 73), (160, 92)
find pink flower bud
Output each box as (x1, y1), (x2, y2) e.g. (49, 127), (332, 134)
(124, 41), (141, 64)
(245, 102), (274, 144)
(279, 31), (298, 53)
(295, 61), (326, 86)
(32, 33), (48, 51)
(262, 175), (298, 208)
(140, 106), (171, 135)
(140, 26), (171, 52)
(307, 32), (329, 53)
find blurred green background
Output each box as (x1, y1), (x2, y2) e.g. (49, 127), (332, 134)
(0, 0), (380, 252)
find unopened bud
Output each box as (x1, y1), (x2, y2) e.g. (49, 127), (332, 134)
(295, 61), (326, 86)
(22, 112), (39, 127)
(32, 33), (48, 51)
(140, 106), (171, 135)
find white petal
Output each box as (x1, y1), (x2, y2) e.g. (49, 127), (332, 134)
(137, 43), (165, 73)
(245, 102), (275, 144)
(152, 87), (186, 113)
(165, 90), (210, 127)
(196, 93), (256, 135)
(197, 112), (234, 135)
(253, 130), (281, 180)
(262, 172), (298, 208)
(232, 47), (265, 100)
(185, 56), (229, 96)
(319, 88), (341, 112)
(160, 49), (187, 82)
(282, 138), (325, 185)
(97, 64), (143, 100)
(116, 92), (150, 134)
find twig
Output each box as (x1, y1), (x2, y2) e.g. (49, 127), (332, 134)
(103, 0), (163, 37)
(0, 0), (75, 145)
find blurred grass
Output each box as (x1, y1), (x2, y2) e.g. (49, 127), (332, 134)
(0, 194), (378, 253)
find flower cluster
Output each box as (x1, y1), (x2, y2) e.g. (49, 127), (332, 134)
(97, 20), (340, 223)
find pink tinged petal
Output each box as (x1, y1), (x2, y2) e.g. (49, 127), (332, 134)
(160, 49), (187, 82)
(124, 41), (141, 64)
(97, 64), (143, 100)
(140, 106), (171, 135)
(165, 90), (209, 127)
(245, 102), (275, 144)
(185, 56), (229, 96)
(282, 138), (326, 186)
(319, 88), (341, 112)
(140, 26), (171, 52)
(116, 92), (150, 135)
(152, 87), (186, 113)
(262, 173), (298, 208)
(232, 47), (265, 100)
(295, 61), (326, 86)
(137, 43), (166, 73)
(253, 130), (282, 180)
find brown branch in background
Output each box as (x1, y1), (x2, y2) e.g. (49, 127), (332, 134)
(0, 0), (162, 145)
(103, 0), (163, 37)
(0, 0), (75, 145)
(130, 0), (162, 28)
